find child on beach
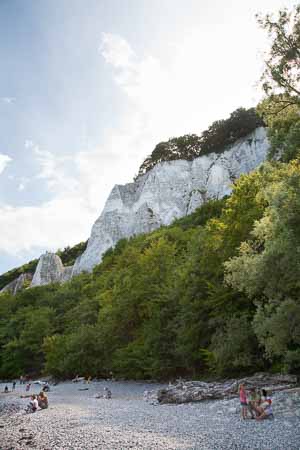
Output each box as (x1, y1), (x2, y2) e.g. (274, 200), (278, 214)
(239, 383), (248, 419)
(256, 389), (273, 420)
(38, 391), (48, 409)
(25, 395), (38, 413)
(247, 387), (259, 419)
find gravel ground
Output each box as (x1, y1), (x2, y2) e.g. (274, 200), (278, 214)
(0, 381), (300, 450)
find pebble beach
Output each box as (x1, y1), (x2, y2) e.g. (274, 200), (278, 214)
(0, 381), (300, 450)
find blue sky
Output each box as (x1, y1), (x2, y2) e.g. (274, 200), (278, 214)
(0, 0), (294, 273)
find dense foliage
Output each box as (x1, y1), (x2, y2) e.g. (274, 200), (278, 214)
(138, 108), (264, 176)
(56, 241), (88, 266)
(0, 241), (87, 291)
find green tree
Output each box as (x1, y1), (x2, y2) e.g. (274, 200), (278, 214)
(210, 314), (261, 376)
(225, 160), (300, 371)
(256, 5), (300, 162)
(1, 306), (55, 377)
(257, 6), (300, 101)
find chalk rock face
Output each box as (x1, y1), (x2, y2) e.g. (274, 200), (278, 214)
(60, 266), (73, 283)
(31, 252), (73, 287)
(73, 127), (269, 275)
(0, 273), (32, 295)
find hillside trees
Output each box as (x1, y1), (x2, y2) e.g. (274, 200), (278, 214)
(220, 4), (300, 373)
(258, 97), (300, 162)
(1, 159), (300, 378)
(0, 184), (268, 379)
(225, 161), (300, 371)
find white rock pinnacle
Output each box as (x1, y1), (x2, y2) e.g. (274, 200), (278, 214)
(31, 252), (72, 287)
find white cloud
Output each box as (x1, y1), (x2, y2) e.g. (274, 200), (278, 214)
(33, 145), (79, 194)
(0, 154), (12, 175)
(100, 33), (135, 69)
(1, 97), (16, 104)
(0, 196), (95, 255)
(17, 177), (30, 192)
(99, 29), (266, 144)
(24, 140), (34, 149)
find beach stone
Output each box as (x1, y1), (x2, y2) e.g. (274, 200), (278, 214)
(1, 380), (300, 450)
(286, 398), (294, 407)
(228, 407), (238, 414)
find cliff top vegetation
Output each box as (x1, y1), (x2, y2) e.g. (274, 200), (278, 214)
(137, 107), (264, 177)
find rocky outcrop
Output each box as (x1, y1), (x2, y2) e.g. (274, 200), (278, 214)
(30, 252), (73, 287)
(60, 266), (73, 283)
(155, 373), (298, 404)
(0, 273), (32, 295)
(73, 127), (269, 275)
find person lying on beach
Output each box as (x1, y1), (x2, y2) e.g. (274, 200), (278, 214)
(25, 395), (38, 413)
(103, 387), (112, 399)
(38, 391), (48, 409)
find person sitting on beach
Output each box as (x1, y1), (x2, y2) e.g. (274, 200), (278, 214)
(42, 383), (50, 392)
(38, 391), (48, 409)
(103, 387), (112, 399)
(25, 395), (38, 413)
(247, 387), (260, 419)
(239, 383), (248, 419)
(4, 385), (9, 393)
(256, 389), (273, 420)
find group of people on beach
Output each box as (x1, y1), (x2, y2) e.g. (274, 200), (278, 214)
(239, 384), (273, 420)
(25, 391), (48, 413)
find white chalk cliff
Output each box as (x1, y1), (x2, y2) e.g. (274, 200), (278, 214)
(72, 127), (269, 275)
(31, 252), (73, 287)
